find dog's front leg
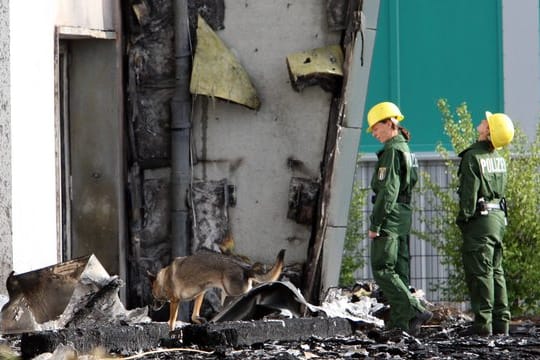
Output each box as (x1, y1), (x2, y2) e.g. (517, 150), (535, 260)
(220, 288), (226, 306)
(169, 300), (180, 330)
(191, 292), (207, 324)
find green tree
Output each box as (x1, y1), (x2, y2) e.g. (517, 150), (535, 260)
(340, 157), (369, 287)
(417, 99), (540, 315)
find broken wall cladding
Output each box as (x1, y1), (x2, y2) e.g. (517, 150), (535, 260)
(287, 177), (319, 225)
(128, 168), (171, 308)
(187, 0), (225, 32)
(129, 88), (174, 162)
(127, 0), (225, 89)
(126, 0), (174, 164)
(326, 0), (353, 31)
(191, 179), (233, 253)
(126, 0), (226, 163)
(128, 31), (175, 86)
(140, 168), (171, 249)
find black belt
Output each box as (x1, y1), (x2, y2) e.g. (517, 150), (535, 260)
(397, 194), (411, 204)
(371, 194), (411, 204)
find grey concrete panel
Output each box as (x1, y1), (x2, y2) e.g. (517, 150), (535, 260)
(327, 127), (361, 227)
(502, 0), (540, 138)
(321, 226), (347, 291)
(364, 0), (381, 30)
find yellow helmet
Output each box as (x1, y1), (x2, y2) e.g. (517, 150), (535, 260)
(485, 111), (514, 149)
(367, 101), (404, 132)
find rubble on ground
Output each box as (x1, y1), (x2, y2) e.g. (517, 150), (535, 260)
(1, 315), (540, 359)
(1, 260), (538, 359)
(0, 255), (150, 335)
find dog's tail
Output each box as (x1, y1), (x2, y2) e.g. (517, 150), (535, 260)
(250, 249), (285, 283)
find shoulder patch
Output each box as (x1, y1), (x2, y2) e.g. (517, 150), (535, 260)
(378, 167), (387, 180)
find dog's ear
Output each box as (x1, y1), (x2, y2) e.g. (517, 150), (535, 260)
(146, 270), (156, 283)
(5, 270), (17, 294)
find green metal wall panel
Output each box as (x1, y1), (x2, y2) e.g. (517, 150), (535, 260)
(361, 0), (503, 153)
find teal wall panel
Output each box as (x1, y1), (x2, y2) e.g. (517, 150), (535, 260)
(361, 0), (503, 153)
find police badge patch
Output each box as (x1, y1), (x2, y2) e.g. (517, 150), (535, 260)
(378, 167), (387, 180)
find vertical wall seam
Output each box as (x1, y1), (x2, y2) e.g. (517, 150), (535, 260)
(389, 0), (400, 103)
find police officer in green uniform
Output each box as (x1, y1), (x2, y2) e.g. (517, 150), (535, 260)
(457, 111), (514, 336)
(366, 102), (432, 335)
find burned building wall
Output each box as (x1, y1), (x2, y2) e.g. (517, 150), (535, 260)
(189, 1), (340, 264)
(125, 0), (176, 307)
(124, 0), (340, 307)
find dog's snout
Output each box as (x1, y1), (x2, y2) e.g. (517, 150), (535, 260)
(152, 299), (166, 311)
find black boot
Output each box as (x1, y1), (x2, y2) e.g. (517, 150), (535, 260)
(408, 309), (433, 337)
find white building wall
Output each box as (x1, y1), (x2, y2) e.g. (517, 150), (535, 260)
(10, 1), (118, 273)
(502, 0), (540, 136)
(56, 0), (115, 31)
(0, 0), (12, 293)
(10, 1), (58, 273)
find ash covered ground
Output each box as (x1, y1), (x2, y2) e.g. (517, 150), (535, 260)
(1, 282), (539, 359)
(2, 316), (540, 359)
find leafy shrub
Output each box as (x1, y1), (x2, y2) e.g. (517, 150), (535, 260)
(339, 157), (369, 287)
(417, 99), (540, 315)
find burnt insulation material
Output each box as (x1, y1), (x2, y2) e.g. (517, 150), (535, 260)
(190, 179), (231, 253)
(128, 168), (171, 308)
(326, 0), (350, 31)
(130, 88), (174, 163)
(188, 0), (225, 32)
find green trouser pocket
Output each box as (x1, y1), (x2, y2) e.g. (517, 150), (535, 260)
(371, 231), (422, 331)
(461, 213), (510, 334)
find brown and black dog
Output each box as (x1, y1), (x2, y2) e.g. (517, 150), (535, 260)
(148, 249), (285, 330)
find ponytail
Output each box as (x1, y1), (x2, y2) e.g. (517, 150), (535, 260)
(384, 119), (412, 141)
(399, 126), (411, 141)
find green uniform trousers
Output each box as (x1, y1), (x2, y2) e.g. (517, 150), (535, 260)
(460, 211), (511, 335)
(370, 203), (424, 331)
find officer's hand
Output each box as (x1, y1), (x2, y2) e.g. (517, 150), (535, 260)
(368, 230), (379, 239)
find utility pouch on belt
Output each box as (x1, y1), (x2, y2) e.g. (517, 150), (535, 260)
(477, 197), (508, 224)
(477, 197), (489, 215)
(500, 197), (508, 225)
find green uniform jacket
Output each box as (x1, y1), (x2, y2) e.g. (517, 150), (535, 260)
(370, 134), (418, 234)
(456, 141), (507, 225)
